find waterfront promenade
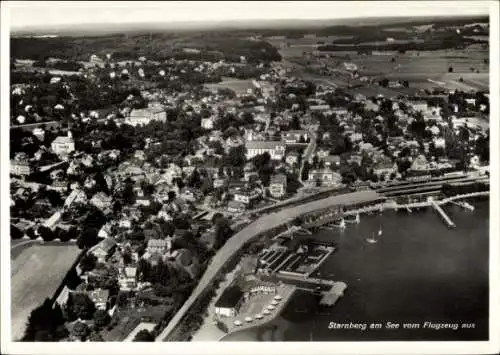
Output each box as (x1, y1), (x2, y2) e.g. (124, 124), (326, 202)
(156, 190), (488, 341)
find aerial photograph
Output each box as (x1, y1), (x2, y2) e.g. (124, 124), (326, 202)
(3, 0), (496, 348)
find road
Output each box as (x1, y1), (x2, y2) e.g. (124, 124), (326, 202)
(155, 190), (378, 341)
(298, 130), (317, 184)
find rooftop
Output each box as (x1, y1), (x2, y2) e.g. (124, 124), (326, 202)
(245, 141), (284, 150)
(214, 284), (244, 308)
(52, 136), (74, 144)
(270, 174), (287, 185)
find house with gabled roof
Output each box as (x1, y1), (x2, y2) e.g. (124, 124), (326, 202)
(89, 238), (117, 263)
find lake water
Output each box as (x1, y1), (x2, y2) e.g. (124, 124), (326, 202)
(223, 199), (489, 341)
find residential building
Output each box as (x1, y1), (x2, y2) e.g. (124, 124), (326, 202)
(90, 192), (113, 211)
(269, 174), (287, 198)
(201, 116), (216, 130)
(410, 155), (429, 171)
(89, 238), (117, 263)
(281, 130), (309, 144)
(323, 155), (341, 169)
(33, 128), (45, 142)
(146, 238), (171, 255)
(92, 222), (111, 240)
(87, 289), (110, 310)
(53, 286), (71, 308)
(316, 148), (330, 159)
(233, 189), (261, 205)
(214, 284), (244, 318)
(51, 131), (75, 158)
(245, 141), (286, 160)
(118, 267), (138, 291)
(331, 107), (349, 117)
(433, 137), (446, 149)
(285, 151), (300, 166)
(373, 158), (397, 177)
(407, 100), (428, 113)
(10, 160), (32, 176)
(309, 104), (331, 113)
(308, 169), (342, 186)
(126, 107), (167, 126)
(50, 179), (68, 192)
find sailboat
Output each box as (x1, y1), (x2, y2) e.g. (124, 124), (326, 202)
(366, 227), (382, 244)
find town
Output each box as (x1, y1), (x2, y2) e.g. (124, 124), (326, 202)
(9, 13), (490, 343)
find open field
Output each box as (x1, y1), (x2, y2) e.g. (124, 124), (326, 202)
(11, 243), (81, 340)
(279, 41), (488, 93)
(204, 77), (255, 95)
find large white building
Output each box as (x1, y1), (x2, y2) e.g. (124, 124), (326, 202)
(281, 130), (309, 144)
(51, 132), (75, 158)
(214, 284), (244, 318)
(126, 107), (167, 126)
(245, 141), (286, 160)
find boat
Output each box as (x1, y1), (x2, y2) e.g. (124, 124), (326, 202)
(366, 227), (383, 244)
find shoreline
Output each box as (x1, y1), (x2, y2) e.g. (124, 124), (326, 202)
(159, 189), (489, 341)
(220, 198), (489, 342)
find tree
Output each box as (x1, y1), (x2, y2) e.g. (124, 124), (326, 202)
(448, 66), (453, 73)
(22, 299), (67, 341)
(115, 292), (129, 308)
(68, 293), (96, 320)
(167, 190), (176, 202)
(79, 253), (97, 273)
(77, 227), (99, 249)
(133, 329), (154, 342)
(38, 226), (54, 241)
(93, 309), (110, 329)
(11, 224), (23, 239)
(71, 321), (90, 341)
(225, 145), (246, 168)
(301, 161), (311, 181)
(213, 217), (233, 250)
(290, 115), (301, 130)
(379, 78), (389, 87)
(88, 331), (104, 342)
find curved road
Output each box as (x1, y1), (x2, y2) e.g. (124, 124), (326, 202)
(156, 190), (378, 341)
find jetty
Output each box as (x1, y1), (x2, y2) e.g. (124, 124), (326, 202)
(319, 282), (347, 306)
(431, 201), (456, 228)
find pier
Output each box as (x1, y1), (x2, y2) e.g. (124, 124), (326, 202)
(431, 201), (456, 228)
(319, 282), (347, 307)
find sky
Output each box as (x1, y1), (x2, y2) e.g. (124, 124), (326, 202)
(6, 1), (491, 29)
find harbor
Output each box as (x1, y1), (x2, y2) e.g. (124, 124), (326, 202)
(227, 199), (489, 341)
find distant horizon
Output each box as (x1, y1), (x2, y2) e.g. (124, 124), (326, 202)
(6, 1), (491, 33)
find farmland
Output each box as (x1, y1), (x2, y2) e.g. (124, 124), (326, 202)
(11, 243), (81, 340)
(277, 37), (489, 94)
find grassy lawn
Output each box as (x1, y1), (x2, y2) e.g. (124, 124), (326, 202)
(11, 243), (81, 340)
